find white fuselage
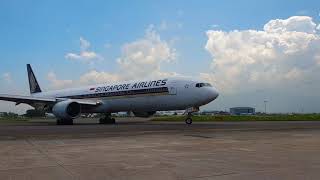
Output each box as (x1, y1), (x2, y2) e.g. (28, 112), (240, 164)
(33, 78), (219, 113)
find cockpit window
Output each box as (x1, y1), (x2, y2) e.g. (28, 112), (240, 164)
(195, 83), (212, 88)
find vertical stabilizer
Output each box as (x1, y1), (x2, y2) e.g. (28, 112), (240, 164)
(27, 64), (42, 94)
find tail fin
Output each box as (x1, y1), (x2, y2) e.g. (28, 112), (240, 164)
(27, 64), (42, 94)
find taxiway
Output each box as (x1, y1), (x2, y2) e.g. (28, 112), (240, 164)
(0, 119), (319, 180)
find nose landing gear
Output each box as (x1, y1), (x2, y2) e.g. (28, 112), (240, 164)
(185, 114), (193, 125)
(184, 107), (199, 125)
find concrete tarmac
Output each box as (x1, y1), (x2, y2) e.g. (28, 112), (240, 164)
(0, 118), (320, 180)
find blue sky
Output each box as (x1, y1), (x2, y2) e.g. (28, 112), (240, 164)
(1, 0), (320, 113)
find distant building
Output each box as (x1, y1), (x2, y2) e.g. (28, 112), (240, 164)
(230, 107), (255, 115)
(112, 112), (129, 117)
(201, 111), (230, 115)
(201, 111), (218, 115)
(157, 110), (184, 116)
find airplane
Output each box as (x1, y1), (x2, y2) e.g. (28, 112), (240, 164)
(0, 64), (219, 125)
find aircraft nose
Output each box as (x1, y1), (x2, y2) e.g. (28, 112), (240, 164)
(209, 87), (219, 100)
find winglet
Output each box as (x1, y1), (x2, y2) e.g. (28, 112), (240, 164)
(27, 64), (42, 94)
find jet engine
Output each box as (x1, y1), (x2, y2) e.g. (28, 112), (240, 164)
(52, 100), (81, 119)
(132, 111), (156, 118)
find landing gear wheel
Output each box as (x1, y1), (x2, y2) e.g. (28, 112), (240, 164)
(185, 117), (192, 125)
(111, 118), (116, 124)
(56, 119), (73, 125)
(99, 117), (116, 124)
(99, 118), (106, 124)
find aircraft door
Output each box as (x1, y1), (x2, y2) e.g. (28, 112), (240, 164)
(169, 86), (177, 95)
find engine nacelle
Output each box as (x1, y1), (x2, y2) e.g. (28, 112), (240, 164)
(133, 111), (156, 118)
(52, 100), (81, 119)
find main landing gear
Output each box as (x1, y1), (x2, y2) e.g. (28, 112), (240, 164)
(56, 119), (73, 125)
(99, 113), (116, 124)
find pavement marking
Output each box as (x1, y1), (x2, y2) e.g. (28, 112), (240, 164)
(24, 138), (78, 179)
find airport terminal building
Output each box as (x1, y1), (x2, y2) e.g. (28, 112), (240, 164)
(230, 107), (255, 115)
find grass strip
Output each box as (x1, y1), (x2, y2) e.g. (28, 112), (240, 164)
(151, 114), (320, 122)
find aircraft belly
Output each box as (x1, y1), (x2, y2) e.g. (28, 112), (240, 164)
(96, 94), (184, 112)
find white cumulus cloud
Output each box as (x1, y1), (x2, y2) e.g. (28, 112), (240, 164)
(79, 70), (121, 85)
(48, 26), (177, 89)
(203, 16), (320, 94)
(80, 37), (90, 51)
(47, 70), (122, 90)
(2, 73), (12, 83)
(117, 25), (177, 79)
(263, 16), (317, 33)
(65, 37), (102, 63)
(47, 72), (73, 89)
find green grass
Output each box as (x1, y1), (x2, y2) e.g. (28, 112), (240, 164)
(151, 114), (320, 122)
(0, 117), (29, 123)
(1, 114), (320, 124)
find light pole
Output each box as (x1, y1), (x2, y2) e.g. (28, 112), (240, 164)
(264, 100), (268, 114)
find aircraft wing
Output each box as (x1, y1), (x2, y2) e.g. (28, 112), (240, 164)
(62, 99), (101, 106)
(0, 94), (100, 106)
(0, 94), (56, 104)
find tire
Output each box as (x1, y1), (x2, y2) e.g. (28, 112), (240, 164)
(57, 119), (73, 125)
(56, 119), (62, 125)
(111, 118), (116, 124)
(99, 117), (116, 124)
(99, 118), (109, 124)
(99, 118), (105, 124)
(65, 119), (74, 125)
(185, 117), (192, 125)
